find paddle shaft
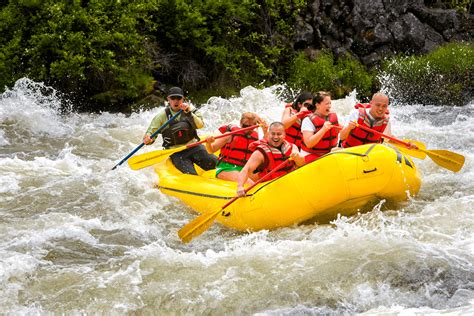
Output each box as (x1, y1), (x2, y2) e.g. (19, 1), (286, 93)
(178, 158), (292, 243)
(127, 124), (261, 170)
(112, 109), (183, 170)
(353, 122), (464, 172)
(180, 124), (260, 151)
(354, 123), (413, 148)
(217, 159), (291, 216)
(242, 159), (291, 194)
(223, 158), (291, 208)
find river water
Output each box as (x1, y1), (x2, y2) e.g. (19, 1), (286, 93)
(1, 78), (473, 314)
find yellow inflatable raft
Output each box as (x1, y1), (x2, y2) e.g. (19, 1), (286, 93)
(155, 143), (421, 231)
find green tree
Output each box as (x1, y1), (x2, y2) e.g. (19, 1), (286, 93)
(381, 42), (473, 105)
(0, 0), (155, 110)
(0, 0), (307, 111)
(288, 51), (375, 99)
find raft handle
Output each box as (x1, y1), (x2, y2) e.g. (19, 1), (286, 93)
(363, 168), (377, 174)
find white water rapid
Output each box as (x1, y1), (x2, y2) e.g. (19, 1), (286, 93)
(1, 78), (473, 314)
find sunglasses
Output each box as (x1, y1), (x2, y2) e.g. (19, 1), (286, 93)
(303, 102), (312, 107)
(242, 124), (251, 128)
(170, 96), (183, 101)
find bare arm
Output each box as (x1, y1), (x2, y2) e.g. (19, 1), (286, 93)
(303, 121), (333, 148)
(236, 151), (264, 197)
(339, 121), (357, 141)
(256, 116), (269, 139)
(205, 134), (231, 153)
(281, 107), (299, 129)
(290, 145), (305, 167)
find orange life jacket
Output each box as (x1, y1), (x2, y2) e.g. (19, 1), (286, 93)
(301, 112), (340, 157)
(284, 103), (303, 148)
(342, 104), (390, 148)
(217, 124), (259, 166)
(250, 139), (296, 181)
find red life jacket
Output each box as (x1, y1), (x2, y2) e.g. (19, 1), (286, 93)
(250, 139), (296, 181)
(342, 105), (390, 148)
(284, 103), (303, 148)
(301, 112), (340, 157)
(217, 124), (258, 166)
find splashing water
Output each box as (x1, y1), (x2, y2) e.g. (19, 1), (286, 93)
(0, 78), (473, 314)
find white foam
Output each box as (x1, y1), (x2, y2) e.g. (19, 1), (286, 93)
(0, 80), (473, 314)
(0, 78), (72, 137)
(0, 129), (9, 146)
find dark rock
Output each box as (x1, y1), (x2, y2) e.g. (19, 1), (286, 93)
(414, 7), (459, 32)
(322, 35), (342, 50)
(375, 45), (393, 60)
(422, 24), (444, 53)
(361, 52), (382, 65)
(296, 0), (471, 65)
(334, 46), (348, 57)
(443, 28), (456, 41)
(352, 0), (385, 28)
(294, 16), (314, 49)
(321, 0), (333, 7)
(389, 21), (405, 43)
(310, 0), (321, 16)
(401, 12), (426, 50)
(374, 23), (393, 44)
(344, 27), (355, 37)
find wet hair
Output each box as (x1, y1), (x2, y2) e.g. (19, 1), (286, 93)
(292, 92), (313, 110)
(240, 112), (258, 126)
(312, 91), (331, 108)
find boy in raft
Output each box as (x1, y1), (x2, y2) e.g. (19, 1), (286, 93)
(281, 92), (314, 149)
(339, 92), (392, 147)
(205, 112), (268, 183)
(236, 122), (305, 197)
(301, 91), (340, 163)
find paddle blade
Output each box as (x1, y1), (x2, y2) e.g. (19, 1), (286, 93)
(178, 209), (222, 243)
(426, 149), (465, 172)
(392, 139), (427, 160)
(128, 147), (183, 170)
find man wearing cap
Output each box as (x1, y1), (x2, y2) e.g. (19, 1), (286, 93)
(143, 87), (217, 174)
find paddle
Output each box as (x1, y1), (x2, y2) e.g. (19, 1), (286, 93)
(128, 124), (260, 170)
(354, 123), (465, 172)
(112, 109), (183, 170)
(178, 158), (292, 243)
(392, 139), (427, 159)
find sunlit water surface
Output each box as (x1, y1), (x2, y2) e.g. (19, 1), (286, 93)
(0, 78), (473, 314)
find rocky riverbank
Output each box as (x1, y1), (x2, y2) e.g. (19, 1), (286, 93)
(294, 0), (472, 66)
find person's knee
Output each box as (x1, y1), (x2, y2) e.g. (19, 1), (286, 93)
(217, 171), (239, 182)
(176, 163), (197, 175)
(171, 155), (197, 175)
(195, 152), (217, 170)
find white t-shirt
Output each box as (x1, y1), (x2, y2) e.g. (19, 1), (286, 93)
(300, 117), (317, 157)
(301, 116), (316, 132)
(346, 109), (392, 136)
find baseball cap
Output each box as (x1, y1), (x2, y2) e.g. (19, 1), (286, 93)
(168, 87), (184, 98)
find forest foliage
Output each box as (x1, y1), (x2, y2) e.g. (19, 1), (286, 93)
(381, 42), (473, 106)
(0, 0), (472, 111)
